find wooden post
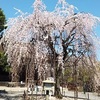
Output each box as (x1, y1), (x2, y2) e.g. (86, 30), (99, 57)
(87, 93), (89, 100)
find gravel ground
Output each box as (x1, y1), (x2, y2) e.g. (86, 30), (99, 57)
(0, 86), (100, 100)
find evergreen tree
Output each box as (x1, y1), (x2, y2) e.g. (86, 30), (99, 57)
(0, 8), (6, 32)
(0, 8), (9, 72)
(0, 52), (10, 72)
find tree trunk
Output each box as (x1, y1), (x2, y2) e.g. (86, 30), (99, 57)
(54, 67), (63, 99)
(11, 73), (19, 82)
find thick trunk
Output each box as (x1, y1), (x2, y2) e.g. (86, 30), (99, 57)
(54, 78), (62, 99)
(54, 67), (63, 99)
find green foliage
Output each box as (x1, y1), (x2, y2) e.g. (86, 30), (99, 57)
(64, 66), (94, 86)
(78, 67), (93, 83)
(0, 8), (6, 33)
(0, 9), (9, 72)
(64, 67), (74, 83)
(0, 51), (10, 72)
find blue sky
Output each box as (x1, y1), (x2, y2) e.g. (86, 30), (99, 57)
(0, 0), (100, 19)
(0, 0), (100, 60)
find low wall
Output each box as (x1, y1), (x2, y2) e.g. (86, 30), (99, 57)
(0, 82), (25, 87)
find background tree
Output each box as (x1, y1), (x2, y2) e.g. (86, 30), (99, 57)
(0, 8), (9, 73)
(0, 52), (10, 72)
(0, 8), (7, 36)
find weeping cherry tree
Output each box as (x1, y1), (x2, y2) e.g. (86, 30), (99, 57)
(0, 0), (100, 98)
